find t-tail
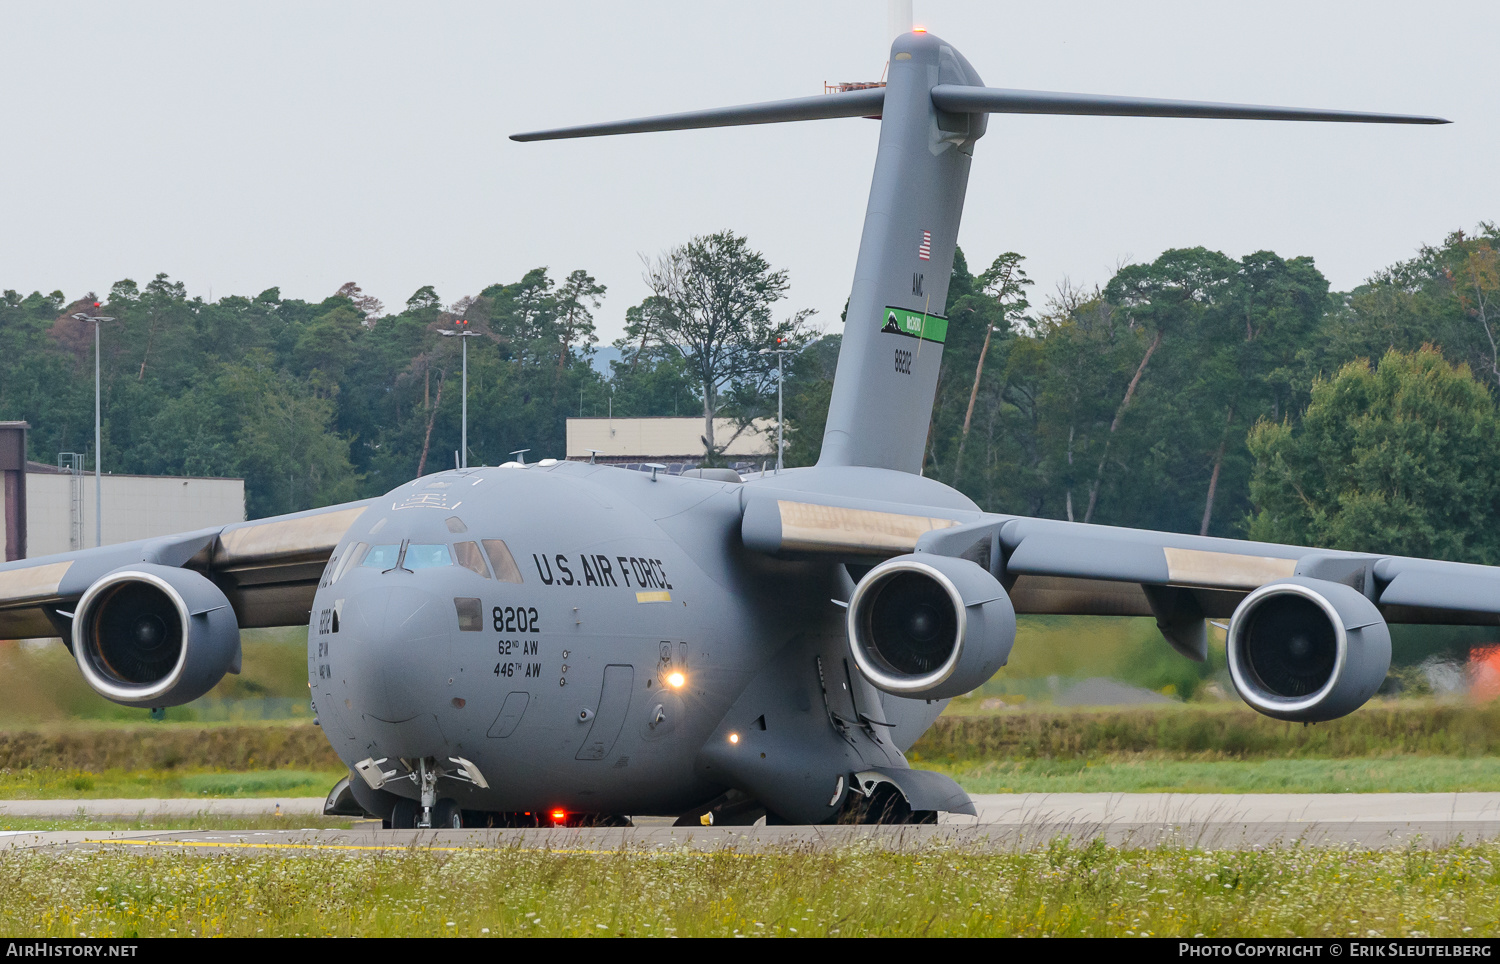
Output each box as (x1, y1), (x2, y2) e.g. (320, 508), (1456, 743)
(513, 31), (1446, 475)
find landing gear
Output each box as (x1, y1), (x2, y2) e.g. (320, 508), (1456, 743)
(839, 784), (937, 825)
(430, 799), (463, 829)
(390, 798), (420, 829)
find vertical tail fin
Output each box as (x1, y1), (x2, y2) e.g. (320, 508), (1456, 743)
(817, 32), (986, 474)
(511, 30), (1445, 477)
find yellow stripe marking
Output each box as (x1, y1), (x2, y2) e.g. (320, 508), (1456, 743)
(1163, 547), (1297, 590)
(635, 591), (671, 603)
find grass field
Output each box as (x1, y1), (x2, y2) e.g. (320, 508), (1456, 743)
(0, 702), (1495, 802)
(0, 767), (344, 800)
(0, 841), (1493, 937)
(926, 756), (1500, 794)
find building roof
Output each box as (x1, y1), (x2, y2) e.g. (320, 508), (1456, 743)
(25, 460), (242, 482)
(566, 417), (775, 461)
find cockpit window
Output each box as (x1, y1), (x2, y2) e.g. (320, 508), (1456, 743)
(405, 544), (453, 570)
(330, 543), (367, 584)
(482, 539), (524, 584)
(361, 544), (402, 570)
(454, 542), (491, 578)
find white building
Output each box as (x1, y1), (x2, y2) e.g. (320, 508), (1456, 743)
(565, 416), (776, 465)
(1, 422), (245, 561)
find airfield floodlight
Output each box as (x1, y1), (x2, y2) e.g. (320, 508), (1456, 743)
(759, 342), (797, 474)
(71, 309), (115, 547)
(440, 320), (481, 469)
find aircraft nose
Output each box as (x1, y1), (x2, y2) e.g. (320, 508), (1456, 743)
(339, 583), (451, 722)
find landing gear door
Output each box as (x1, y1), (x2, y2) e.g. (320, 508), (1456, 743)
(576, 664), (634, 761)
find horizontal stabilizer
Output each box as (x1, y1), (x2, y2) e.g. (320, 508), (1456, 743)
(511, 88), (886, 142)
(929, 85), (1450, 125)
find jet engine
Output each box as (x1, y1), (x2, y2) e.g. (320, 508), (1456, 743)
(71, 564), (241, 708)
(1226, 576), (1390, 722)
(846, 553), (1015, 700)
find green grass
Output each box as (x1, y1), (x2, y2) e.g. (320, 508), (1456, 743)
(926, 700), (1500, 758)
(926, 755), (1500, 794)
(0, 768), (343, 800)
(0, 842), (1493, 937)
(0, 628), (312, 724)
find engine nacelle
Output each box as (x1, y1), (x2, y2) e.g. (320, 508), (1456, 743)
(846, 553), (1016, 700)
(72, 564), (241, 708)
(1226, 576), (1390, 722)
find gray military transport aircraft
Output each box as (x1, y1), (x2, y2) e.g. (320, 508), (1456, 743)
(0, 29), (1471, 828)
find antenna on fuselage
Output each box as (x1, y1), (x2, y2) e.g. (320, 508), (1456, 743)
(509, 449), (530, 466)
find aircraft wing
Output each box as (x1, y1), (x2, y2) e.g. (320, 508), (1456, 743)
(740, 489), (1500, 629)
(0, 499), (374, 640)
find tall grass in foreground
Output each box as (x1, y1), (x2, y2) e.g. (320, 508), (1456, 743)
(1, 843), (1494, 937)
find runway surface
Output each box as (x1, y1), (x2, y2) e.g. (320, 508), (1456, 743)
(2, 792), (1498, 850)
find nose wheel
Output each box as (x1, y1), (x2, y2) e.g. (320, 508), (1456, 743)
(430, 799), (462, 829)
(388, 796), (463, 829)
(362, 755), (491, 828)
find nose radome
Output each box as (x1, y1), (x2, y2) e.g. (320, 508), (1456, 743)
(340, 584), (451, 722)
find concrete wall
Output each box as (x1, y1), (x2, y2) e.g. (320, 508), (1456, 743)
(566, 416), (775, 462)
(0, 469), (245, 559)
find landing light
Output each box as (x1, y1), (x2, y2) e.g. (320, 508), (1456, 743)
(728, 732), (740, 744)
(667, 671), (685, 688)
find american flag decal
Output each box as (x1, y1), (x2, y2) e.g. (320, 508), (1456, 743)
(918, 230), (932, 261)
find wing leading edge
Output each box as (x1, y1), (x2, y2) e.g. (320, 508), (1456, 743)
(0, 500), (373, 639)
(739, 490), (1500, 627)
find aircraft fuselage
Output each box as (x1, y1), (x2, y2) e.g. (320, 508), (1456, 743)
(309, 460), (965, 817)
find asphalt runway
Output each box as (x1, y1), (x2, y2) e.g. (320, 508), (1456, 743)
(2, 792), (1498, 850)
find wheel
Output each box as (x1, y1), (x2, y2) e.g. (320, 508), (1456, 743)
(839, 785), (929, 825)
(567, 813), (632, 828)
(389, 798), (420, 829)
(430, 799), (463, 829)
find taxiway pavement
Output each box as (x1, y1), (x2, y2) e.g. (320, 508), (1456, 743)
(0, 792), (1496, 850)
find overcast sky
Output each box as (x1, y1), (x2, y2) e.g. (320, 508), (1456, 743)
(3, 2), (1496, 342)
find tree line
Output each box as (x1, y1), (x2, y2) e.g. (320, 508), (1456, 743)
(3, 224), (1499, 564)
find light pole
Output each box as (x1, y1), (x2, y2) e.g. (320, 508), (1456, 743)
(439, 318), (480, 468)
(759, 340), (797, 474)
(71, 303), (114, 547)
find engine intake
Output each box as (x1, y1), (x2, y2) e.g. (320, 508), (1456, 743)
(847, 553), (1015, 700)
(1226, 576), (1390, 722)
(72, 564), (241, 707)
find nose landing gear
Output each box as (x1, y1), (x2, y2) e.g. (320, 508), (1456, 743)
(359, 754), (490, 829)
